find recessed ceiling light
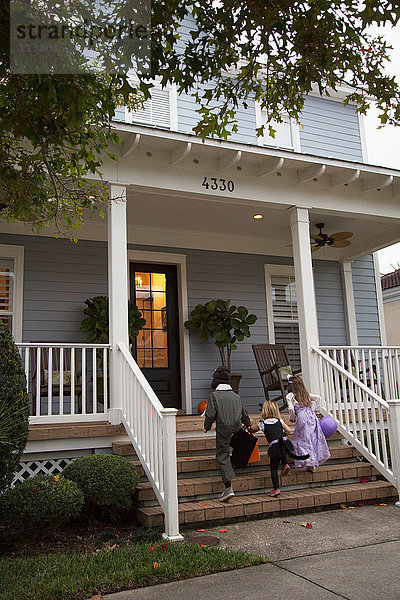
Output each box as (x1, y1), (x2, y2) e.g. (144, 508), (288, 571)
(253, 214), (263, 220)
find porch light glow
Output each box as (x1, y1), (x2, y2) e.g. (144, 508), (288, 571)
(253, 214), (263, 219)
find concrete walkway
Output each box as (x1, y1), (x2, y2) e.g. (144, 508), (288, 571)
(104, 504), (400, 600)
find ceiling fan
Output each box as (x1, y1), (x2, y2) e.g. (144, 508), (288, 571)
(311, 223), (353, 252)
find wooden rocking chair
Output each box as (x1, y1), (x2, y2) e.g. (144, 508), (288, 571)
(252, 344), (301, 409)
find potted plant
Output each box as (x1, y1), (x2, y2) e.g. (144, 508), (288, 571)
(80, 296), (146, 402)
(80, 296), (146, 348)
(184, 299), (257, 392)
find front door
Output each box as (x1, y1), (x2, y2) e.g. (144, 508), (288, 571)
(130, 263), (181, 409)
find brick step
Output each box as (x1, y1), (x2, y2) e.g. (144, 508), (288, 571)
(175, 413), (297, 434)
(28, 421), (125, 441)
(137, 462), (378, 503)
(113, 430), (344, 457)
(127, 444), (362, 479)
(136, 480), (398, 527)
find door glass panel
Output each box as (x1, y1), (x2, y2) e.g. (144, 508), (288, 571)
(133, 268), (169, 368)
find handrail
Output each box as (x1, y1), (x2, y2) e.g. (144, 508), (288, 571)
(117, 342), (182, 541)
(319, 345), (400, 403)
(312, 345), (395, 486)
(313, 346), (389, 409)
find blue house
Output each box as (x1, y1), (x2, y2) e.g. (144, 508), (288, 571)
(2, 72), (400, 538)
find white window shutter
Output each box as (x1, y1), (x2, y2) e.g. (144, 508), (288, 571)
(130, 88), (171, 129)
(262, 112), (293, 149)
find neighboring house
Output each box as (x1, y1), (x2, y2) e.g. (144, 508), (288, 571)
(2, 56), (400, 537)
(381, 269), (400, 345)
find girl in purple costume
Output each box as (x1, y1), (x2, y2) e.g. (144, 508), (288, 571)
(286, 376), (330, 471)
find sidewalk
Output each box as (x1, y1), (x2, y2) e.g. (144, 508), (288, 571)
(104, 504), (400, 600)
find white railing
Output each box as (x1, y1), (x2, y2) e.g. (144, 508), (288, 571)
(17, 343), (111, 423)
(320, 346), (400, 401)
(313, 345), (400, 491)
(118, 342), (183, 541)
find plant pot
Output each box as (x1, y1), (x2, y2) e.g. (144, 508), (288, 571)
(230, 373), (242, 394)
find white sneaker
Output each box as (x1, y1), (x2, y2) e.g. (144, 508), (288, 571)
(219, 487), (234, 502)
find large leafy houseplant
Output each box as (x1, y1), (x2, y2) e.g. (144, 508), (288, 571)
(80, 296), (146, 348)
(184, 299), (257, 370)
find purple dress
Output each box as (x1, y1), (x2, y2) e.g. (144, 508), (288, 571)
(292, 404), (330, 469)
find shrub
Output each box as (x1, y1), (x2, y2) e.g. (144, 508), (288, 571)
(0, 322), (29, 493)
(62, 454), (140, 520)
(0, 474), (84, 531)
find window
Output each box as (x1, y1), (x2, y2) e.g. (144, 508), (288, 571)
(0, 245), (24, 341)
(255, 104), (300, 151)
(265, 265), (301, 370)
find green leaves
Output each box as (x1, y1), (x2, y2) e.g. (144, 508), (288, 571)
(148, 0), (400, 141)
(184, 299), (257, 369)
(80, 296), (146, 345)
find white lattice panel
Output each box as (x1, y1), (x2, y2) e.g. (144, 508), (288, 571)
(12, 457), (75, 486)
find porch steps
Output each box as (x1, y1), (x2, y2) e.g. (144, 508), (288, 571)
(111, 415), (398, 527)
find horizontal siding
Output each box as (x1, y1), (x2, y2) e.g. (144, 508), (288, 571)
(0, 233), (108, 342)
(177, 91), (258, 146)
(299, 95), (363, 162)
(352, 254), (381, 345)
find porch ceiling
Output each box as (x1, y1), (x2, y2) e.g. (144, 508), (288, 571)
(126, 187), (400, 260)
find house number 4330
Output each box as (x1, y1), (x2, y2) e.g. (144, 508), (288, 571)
(202, 176), (235, 192)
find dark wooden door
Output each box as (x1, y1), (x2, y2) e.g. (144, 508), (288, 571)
(130, 263), (181, 409)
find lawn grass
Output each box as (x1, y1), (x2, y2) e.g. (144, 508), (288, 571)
(0, 539), (267, 600)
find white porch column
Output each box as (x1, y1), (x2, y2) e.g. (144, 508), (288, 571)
(108, 184), (129, 424)
(341, 260), (358, 345)
(289, 207), (320, 394)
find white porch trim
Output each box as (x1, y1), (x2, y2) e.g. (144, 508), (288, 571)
(340, 260), (358, 346)
(373, 252), (387, 346)
(108, 184), (129, 424)
(289, 207), (320, 394)
(127, 249), (192, 415)
(0, 243), (24, 342)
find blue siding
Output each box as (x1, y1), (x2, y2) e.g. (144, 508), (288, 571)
(299, 96), (363, 162)
(177, 91), (258, 146)
(0, 233), (108, 342)
(314, 259), (348, 345)
(352, 254), (381, 345)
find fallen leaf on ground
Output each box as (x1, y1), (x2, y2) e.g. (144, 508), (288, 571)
(153, 562), (160, 569)
(197, 529), (206, 532)
(283, 520), (290, 523)
(219, 529), (228, 533)
(299, 521), (313, 529)
(91, 595), (104, 600)
(305, 523), (313, 529)
(358, 501), (365, 506)
(202, 503), (208, 506)
(340, 504), (348, 509)
(147, 545), (155, 553)
(379, 503), (387, 506)
(348, 506), (356, 509)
